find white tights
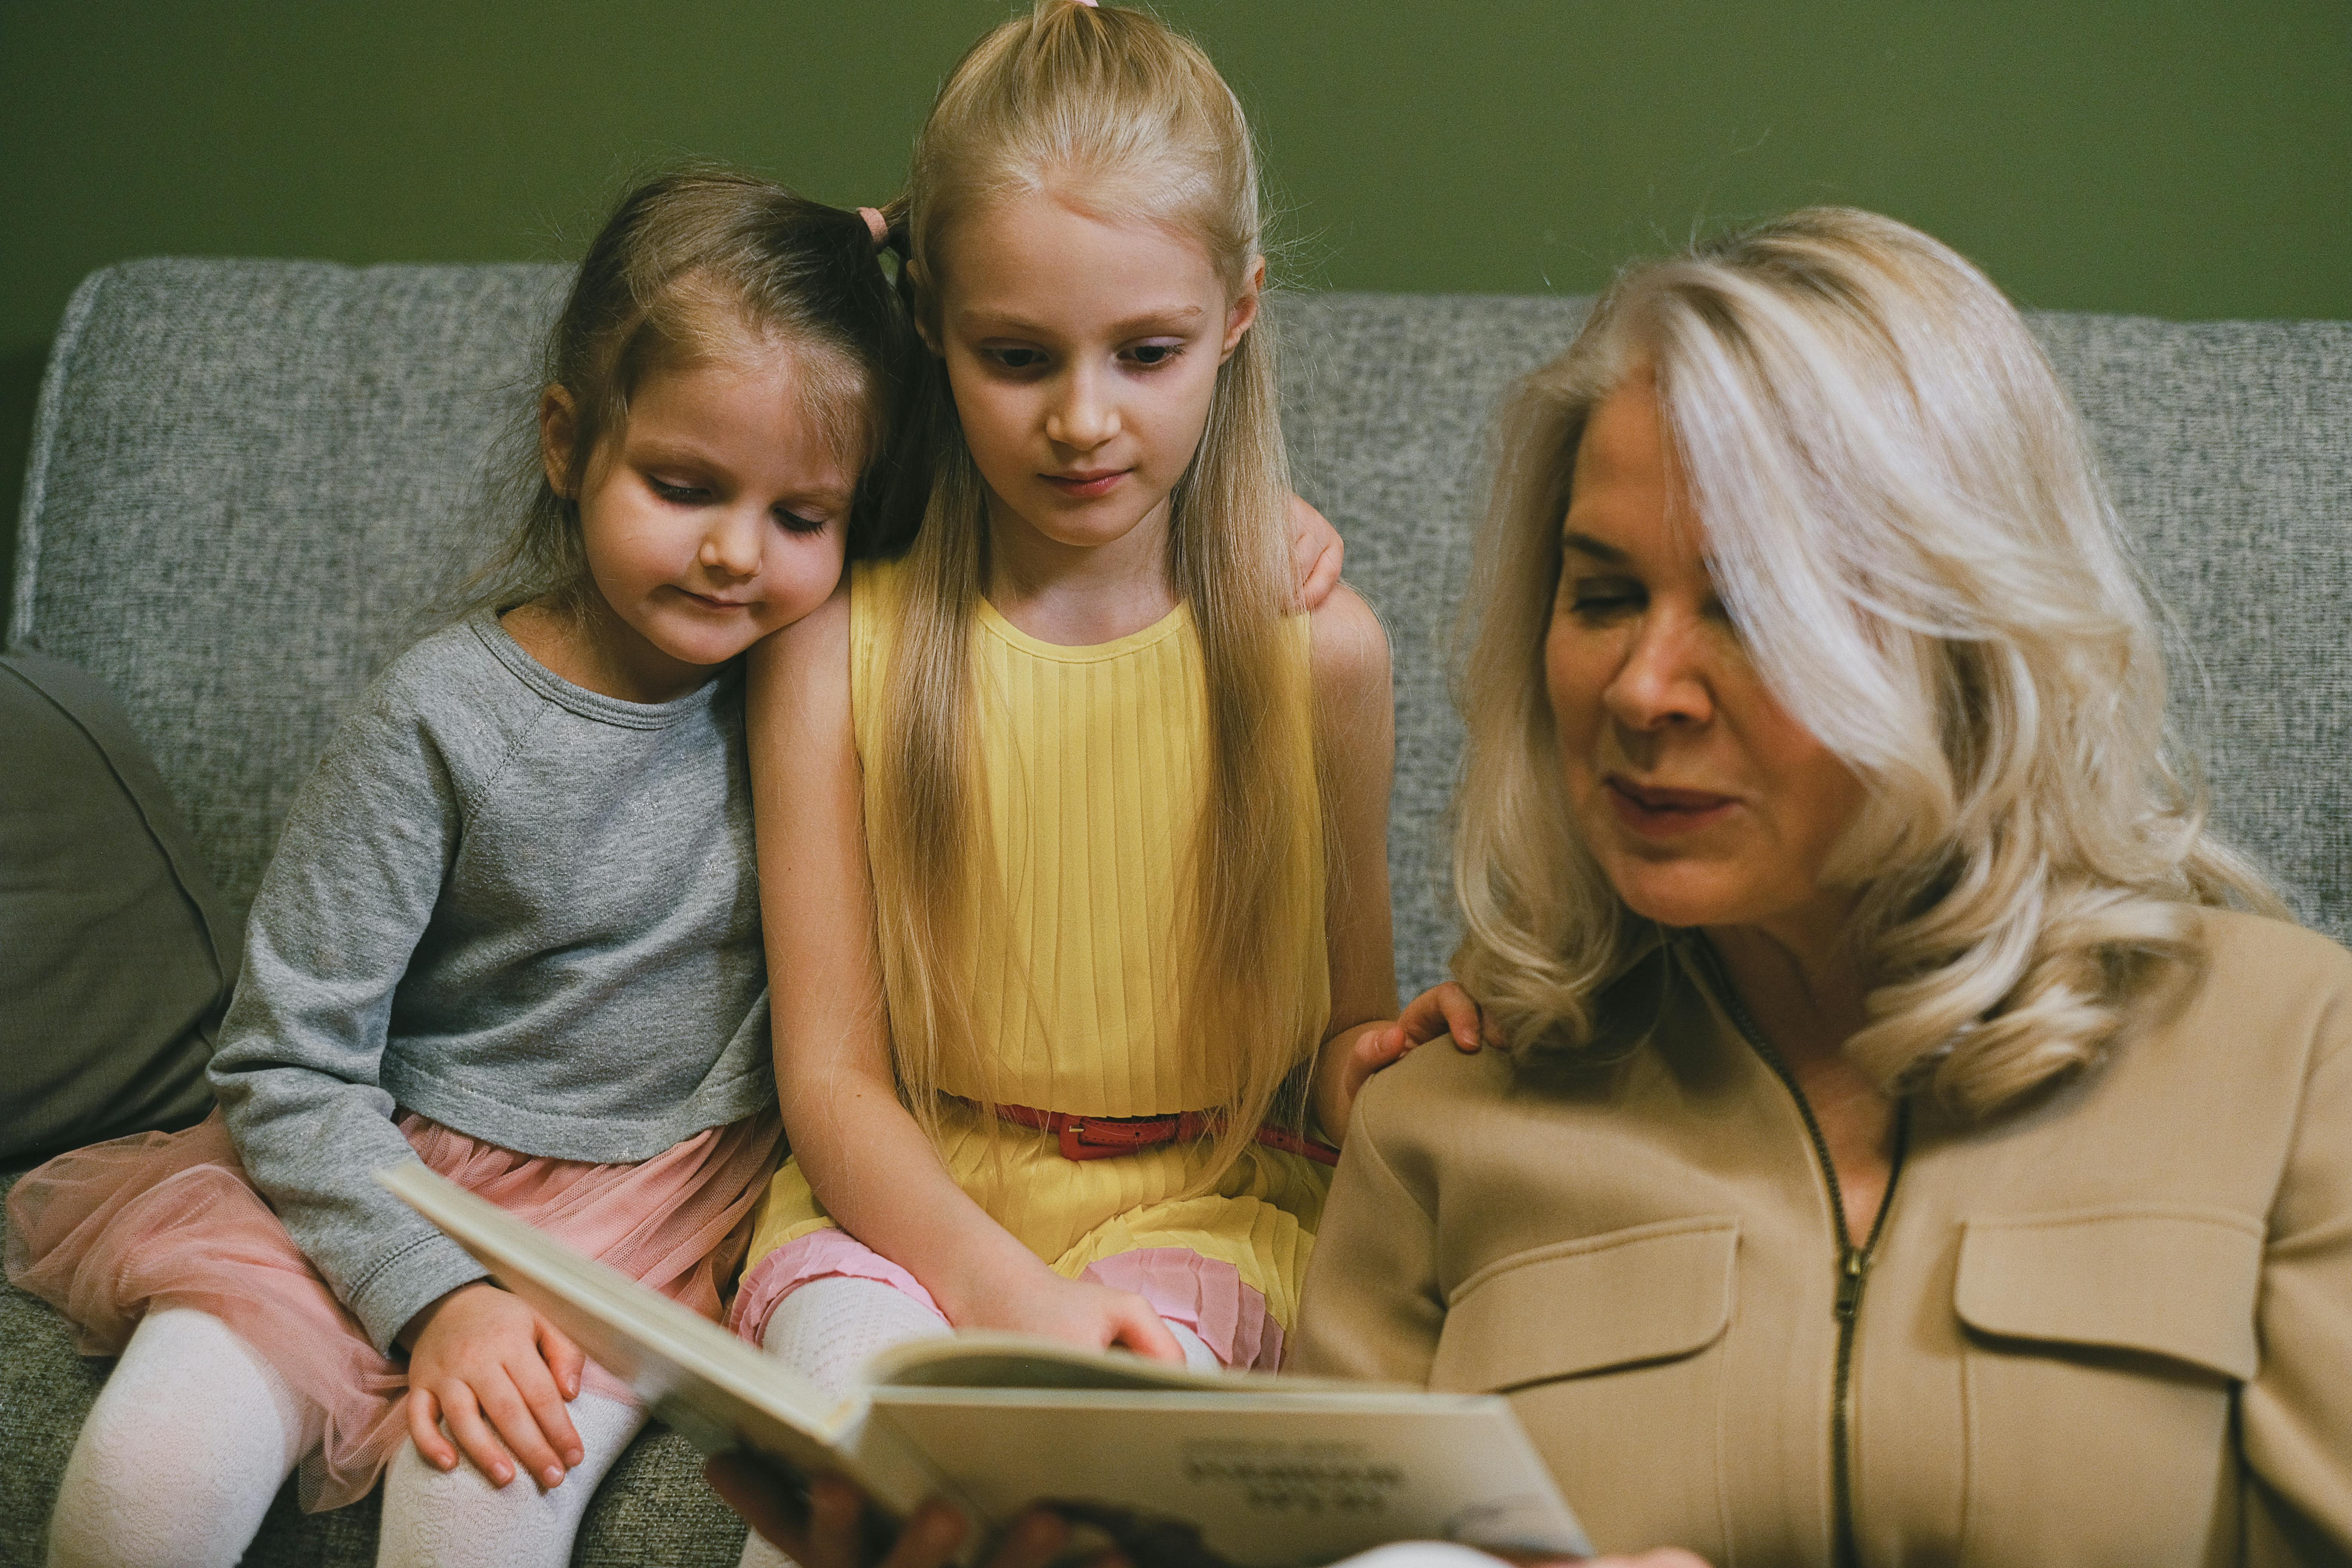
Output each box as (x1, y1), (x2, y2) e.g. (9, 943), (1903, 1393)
(376, 1384), (643, 1568)
(48, 1307), (323, 1568)
(733, 1278), (1223, 1568)
(45, 1306), (644, 1568)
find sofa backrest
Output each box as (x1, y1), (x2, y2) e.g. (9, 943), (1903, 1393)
(14, 259), (2352, 994)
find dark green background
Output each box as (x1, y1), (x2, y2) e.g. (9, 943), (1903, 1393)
(5, 2), (2347, 612)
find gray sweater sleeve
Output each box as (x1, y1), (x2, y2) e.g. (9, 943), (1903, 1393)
(208, 679), (495, 1352)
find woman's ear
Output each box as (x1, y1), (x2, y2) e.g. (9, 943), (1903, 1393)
(1219, 256), (1266, 364)
(538, 386), (578, 498)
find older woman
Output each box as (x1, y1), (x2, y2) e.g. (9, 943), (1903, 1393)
(1292, 208), (2352, 1565)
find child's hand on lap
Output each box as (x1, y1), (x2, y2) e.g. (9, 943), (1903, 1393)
(399, 1281), (588, 1489)
(957, 1264), (1184, 1364)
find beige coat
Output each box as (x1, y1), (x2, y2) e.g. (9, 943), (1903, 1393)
(1292, 910), (2352, 1566)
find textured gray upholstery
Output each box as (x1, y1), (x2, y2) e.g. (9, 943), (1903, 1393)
(5, 259), (2350, 1563)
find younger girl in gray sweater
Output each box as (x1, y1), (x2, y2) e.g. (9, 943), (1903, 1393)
(6, 169), (922, 1568)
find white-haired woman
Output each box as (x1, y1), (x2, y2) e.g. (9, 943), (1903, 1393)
(1292, 208), (2352, 1565)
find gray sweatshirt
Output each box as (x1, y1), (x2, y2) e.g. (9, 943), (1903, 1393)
(208, 611), (775, 1351)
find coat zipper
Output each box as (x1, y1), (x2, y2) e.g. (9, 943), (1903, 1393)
(1692, 940), (1909, 1568)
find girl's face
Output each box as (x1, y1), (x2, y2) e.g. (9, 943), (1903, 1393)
(929, 190), (1259, 560)
(1544, 373), (1867, 948)
(542, 348), (856, 703)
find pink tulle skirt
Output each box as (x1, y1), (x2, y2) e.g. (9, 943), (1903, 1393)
(4, 1105), (782, 1511)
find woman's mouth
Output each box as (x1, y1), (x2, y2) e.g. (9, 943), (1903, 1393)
(1605, 776), (1740, 838)
(1043, 468), (1129, 500)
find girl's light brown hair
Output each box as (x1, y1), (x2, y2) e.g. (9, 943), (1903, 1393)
(869, 0), (1323, 1179)
(470, 167), (920, 618)
(1452, 206), (2283, 1115)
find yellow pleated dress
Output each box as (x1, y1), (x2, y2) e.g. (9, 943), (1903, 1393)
(738, 556), (1331, 1367)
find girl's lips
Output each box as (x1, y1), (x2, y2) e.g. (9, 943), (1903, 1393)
(1605, 776), (1740, 838)
(1043, 469), (1128, 500)
(677, 588), (752, 611)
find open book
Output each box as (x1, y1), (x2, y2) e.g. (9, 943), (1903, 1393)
(380, 1165), (1590, 1566)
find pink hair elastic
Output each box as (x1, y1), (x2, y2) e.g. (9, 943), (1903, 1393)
(858, 207), (888, 250)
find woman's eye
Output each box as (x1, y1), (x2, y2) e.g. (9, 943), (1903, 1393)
(1564, 577), (1644, 619)
(1124, 341), (1185, 368)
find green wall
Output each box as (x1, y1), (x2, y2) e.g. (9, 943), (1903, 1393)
(4, 2), (2347, 618)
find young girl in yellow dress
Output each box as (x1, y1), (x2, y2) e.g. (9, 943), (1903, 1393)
(729, 0), (1402, 1406)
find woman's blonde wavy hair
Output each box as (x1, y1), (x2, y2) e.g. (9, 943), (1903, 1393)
(1453, 206), (2284, 1115)
(866, 0), (1322, 1178)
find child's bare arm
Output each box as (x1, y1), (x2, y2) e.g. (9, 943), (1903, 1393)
(1303, 584), (1402, 1144)
(745, 586), (1179, 1359)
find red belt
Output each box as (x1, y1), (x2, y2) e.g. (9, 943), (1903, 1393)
(994, 1103), (1339, 1167)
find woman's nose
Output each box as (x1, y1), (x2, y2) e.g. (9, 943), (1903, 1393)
(1604, 611), (1715, 730)
(1045, 369), (1118, 451)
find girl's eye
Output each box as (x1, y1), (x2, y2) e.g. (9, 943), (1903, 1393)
(648, 476), (707, 503)
(986, 347), (1048, 371)
(774, 507), (829, 537)
(1123, 341), (1185, 368)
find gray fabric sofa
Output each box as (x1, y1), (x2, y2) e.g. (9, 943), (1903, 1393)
(3, 258), (2348, 1566)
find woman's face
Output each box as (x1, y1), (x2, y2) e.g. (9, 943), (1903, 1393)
(1544, 374), (1867, 945)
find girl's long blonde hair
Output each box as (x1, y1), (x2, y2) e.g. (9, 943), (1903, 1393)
(1454, 206), (2283, 1115)
(870, 1), (1321, 1176)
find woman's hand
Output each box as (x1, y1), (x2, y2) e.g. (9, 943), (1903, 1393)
(952, 1262), (1185, 1363)
(1291, 494), (1345, 611)
(398, 1280), (587, 1489)
(706, 1465), (1093, 1568)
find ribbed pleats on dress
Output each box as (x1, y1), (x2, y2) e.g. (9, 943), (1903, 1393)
(741, 557), (1330, 1337)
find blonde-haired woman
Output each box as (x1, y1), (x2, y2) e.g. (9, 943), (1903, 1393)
(1294, 207), (2352, 1565)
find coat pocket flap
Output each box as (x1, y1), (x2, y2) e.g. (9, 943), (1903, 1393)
(1954, 1207), (2262, 1380)
(1431, 1217), (1739, 1393)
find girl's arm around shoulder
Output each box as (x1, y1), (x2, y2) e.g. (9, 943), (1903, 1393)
(1306, 585), (1401, 1143)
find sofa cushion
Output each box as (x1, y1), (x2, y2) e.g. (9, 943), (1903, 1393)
(0, 651), (233, 1165)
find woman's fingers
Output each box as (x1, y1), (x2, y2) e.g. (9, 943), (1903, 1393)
(404, 1385), (459, 1472)
(984, 1508), (1071, 1568)
(807, 1472), (873, 1567)
(703, 1453), (809, 1554)
(884, 1498), (970, 1568)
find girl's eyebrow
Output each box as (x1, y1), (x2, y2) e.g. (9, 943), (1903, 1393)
(958, 303), (1208, 338)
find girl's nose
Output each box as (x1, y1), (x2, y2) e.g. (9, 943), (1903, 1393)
(699, 511), (762, 579)
(1045, 369), (1118, 451)
(1603, 611), (1715, 731)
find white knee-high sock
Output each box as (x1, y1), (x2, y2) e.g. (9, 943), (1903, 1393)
(375, 1388), (643, 1568)
(737, 1279), (954, 1568)
(47, 1306), (323, 1568)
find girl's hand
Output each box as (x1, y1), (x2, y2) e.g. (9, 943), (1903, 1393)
(398, 1280), (588, 1490)
(956, 1263), (1184, 1363)
(1397, 981), (1496, 1054)
(1290, 494), (1345, 611)
(1311, 986), (1493, 1146)
(706, 1465), (1098, 1568)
